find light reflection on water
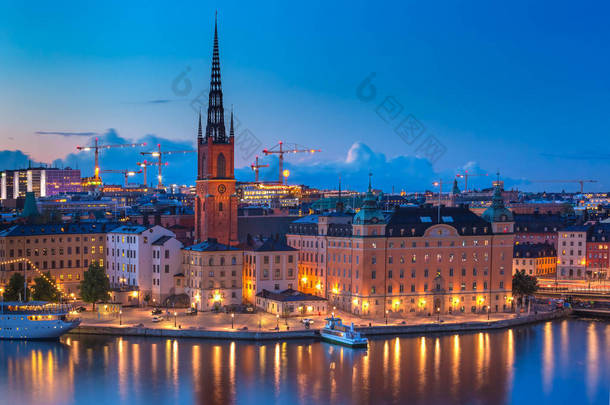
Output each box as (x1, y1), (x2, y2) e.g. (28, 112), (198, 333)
(0, 319), (607, 405)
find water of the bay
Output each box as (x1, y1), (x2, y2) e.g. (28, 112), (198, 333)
(0, 318), (608, 405)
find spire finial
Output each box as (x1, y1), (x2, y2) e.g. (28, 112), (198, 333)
(205, 12), (226, 142)
(336, 174), (344, 213)
(368, 171), (372, 193)
(197, 108), (202, 140)
(230, 105), (235, 138)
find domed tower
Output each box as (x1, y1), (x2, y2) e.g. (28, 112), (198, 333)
(353, 173), (385, 236)
(482, 183), (514, 233)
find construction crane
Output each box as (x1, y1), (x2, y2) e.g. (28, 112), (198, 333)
(76, 138), (147, 181)
(531, 179), (598, 193)
(250, 155), (269, 182)
(140, 144), (195, 188)
(137, 160), (168, 187)
(455, 171), (488, 192)
(262, 141), (321, 184)
(100, 169), (142, 187)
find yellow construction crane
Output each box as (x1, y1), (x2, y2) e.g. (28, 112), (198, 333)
(262, 141), (321, 184)
(140, 144), (195, 188)
(76, 138), (146, 181)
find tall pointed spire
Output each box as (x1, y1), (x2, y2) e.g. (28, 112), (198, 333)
(205, 12), (227, 143)
(230, 105), (234, 138)
(336, 176), (344, 212)
(197, 108), (203, 141)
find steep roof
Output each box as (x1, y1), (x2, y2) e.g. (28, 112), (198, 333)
(183, 238), (239, 252)
(151, 235), (174, 246)
(385, 206), (492, 237)
(255, 288), (327, 302)
(0, 222), (120, 237)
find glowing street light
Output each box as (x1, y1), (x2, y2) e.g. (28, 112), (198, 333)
(231, 313), (235, 329)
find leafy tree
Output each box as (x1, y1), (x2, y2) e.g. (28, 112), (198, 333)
(31, 271), (61, 302)
(560, 203), (574, 217)
(3, 273), (31, 302)
(512, 270), (538, 310)
(79, 262), (110, 310)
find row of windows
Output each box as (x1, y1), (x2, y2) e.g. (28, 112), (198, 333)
(0, 258), (95, 271)
(1, 236), (98, 244)
(329, 267), (500, 280)
(330, 281), (505, 295)
(184, 256), (239, 266)
(1, 246), (101, 257)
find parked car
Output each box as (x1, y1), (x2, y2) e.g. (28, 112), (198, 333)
(75, 306), (87, 313)
(186, 307), (197, 315)
(301, 318), (314, 325)
(151, 308), (162, 315)
(152, 315), (164, 322)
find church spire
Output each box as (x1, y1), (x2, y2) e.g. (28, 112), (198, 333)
(197, 108), (202, 141)
(230, 105), (235, 138)
(205, 12), (227, 143)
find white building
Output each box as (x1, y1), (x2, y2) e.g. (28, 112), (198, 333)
(557, 226), (588, 279)
(105, 225), (176, 298)
(151, 235), (183, 305)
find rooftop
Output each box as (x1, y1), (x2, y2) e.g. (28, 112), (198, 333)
(255, 288), (327, 302)
(183, 238), (239, 252)
(0, 222), (120, 237)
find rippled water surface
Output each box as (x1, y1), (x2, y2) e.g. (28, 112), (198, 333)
(1, 319), (608, 405)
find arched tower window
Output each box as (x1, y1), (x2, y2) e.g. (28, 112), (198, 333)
(217, 153), (226, 178)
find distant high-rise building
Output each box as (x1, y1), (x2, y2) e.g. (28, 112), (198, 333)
(0, 168), (81, 199)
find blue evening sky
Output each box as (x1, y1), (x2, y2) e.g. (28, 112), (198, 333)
(0, 1), (609, 191)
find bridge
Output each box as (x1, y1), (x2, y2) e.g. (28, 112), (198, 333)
(535, 287), (610, 302)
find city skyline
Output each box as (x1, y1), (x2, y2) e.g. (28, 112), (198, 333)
(1, 1), (610, 191)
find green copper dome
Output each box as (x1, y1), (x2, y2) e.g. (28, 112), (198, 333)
(482, 185), (513, 223)
(353, 175), (385, 225)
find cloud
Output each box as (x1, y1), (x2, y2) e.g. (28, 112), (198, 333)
(236, 141), (441, 192)
(0, 150), (44, 171)
(540, 152), (610, 161)
(35, 131), (99, 137)
(0, 132), (523, 192)
(145, 99), (173, 104)
(52, 129), (197, 186)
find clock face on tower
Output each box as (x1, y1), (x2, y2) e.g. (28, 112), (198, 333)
(217, 184), (226, 194)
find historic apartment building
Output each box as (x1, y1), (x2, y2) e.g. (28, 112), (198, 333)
(105, 225), (178, 299)
(557, 226), (588, 279)
(0, 222), (118, 295)
(182, 238), (243, 310)
(287, 182), (515, 317)
(512, 243), (557, 277)
(242, 236), (298, 304)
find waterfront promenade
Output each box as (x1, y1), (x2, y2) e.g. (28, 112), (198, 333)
(69, 307), (569, 340)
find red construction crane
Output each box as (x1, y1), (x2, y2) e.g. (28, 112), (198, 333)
(140, 144), (195, 188)
(250, 155), (269, 183)
(100, 169), (142, 187)
(137, 160), (168, 187)
(262, 141), (321, 184)
(455, 171), (488, 192)
(531, 179), (598, 193)
(76, 138), (147, 181)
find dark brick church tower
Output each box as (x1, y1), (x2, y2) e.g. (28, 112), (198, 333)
(194, 15), (238, 246)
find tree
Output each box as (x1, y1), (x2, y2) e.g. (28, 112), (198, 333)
(79, 262), (110, 310)
(512, 270), (538, 311)
(3, 273), (31, 302)
(31, 271), (61, 302)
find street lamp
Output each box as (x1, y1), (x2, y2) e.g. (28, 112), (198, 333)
(231, 313), (234, 329)
(436, 306), (440, 322)
(174, 311), (177, 328)
(119, 310), (122, 326)
(385, 309), (389, 325)
(276, 313), (280, 330)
